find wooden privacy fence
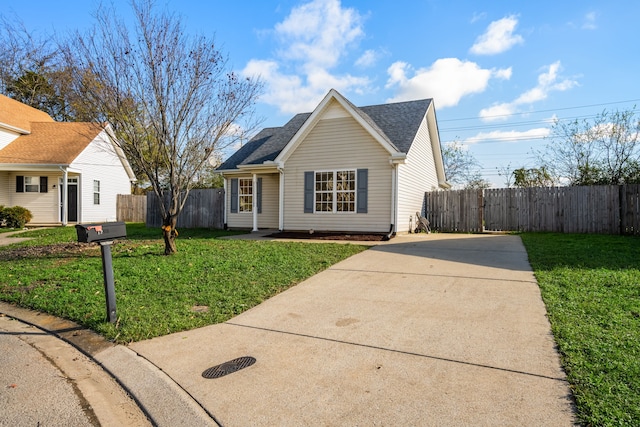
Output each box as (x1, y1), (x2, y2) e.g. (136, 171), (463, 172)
(424, 184), (640, 235)
(146, 188), (225, 229)
(116, 194), (147, 223)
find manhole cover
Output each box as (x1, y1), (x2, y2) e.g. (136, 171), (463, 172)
(202, 356), (256, 379)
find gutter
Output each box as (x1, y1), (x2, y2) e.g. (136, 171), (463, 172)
(0, 122), (30, 134)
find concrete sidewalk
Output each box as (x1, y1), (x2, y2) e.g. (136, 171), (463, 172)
(129, 233), (576, 426)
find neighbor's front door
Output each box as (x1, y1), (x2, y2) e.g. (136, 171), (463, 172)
(59, 177), (79, 223)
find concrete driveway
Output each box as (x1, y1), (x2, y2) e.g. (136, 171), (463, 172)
(129, 233), (575, 426)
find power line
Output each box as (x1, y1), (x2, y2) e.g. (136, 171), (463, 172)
(438, 98), (640, 123)
(440, 113), (597, 132)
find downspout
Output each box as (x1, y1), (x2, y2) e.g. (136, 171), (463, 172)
(389, 162), (397, 235)
(278, 166), (284, 231)
(252, 173), (258, 232)
(60, 167), (68, 226)
(223, 178), (228, 229)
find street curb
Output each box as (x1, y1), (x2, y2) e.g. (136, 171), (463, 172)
(0, 302), (219, 426)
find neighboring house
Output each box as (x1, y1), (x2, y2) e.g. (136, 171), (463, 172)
(216, 89), (449, 234)
(0, 94), (136, 225)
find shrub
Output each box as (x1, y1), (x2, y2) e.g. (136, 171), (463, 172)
(0, 206), (33, 228)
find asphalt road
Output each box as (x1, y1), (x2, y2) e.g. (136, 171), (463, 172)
(0, 316), (96, 426)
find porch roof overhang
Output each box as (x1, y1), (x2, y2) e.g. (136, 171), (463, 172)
(218, 161), (281, 176)
(0, 163), (78, 173)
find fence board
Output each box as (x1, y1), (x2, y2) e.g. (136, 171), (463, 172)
(116, 194), (147, 223)
(425, 189), (482, 232)
(425, 185), (638, 235)
(146, 189), (225, 229)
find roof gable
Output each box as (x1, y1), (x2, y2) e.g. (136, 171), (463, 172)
(218, 89), (433, 171)
(0, 94), (54, 133)
(0, 122), (104, 165)
(275, 90), (403, 164)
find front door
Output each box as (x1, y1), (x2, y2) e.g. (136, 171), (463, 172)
(67, 183), (78, 222)
(59, 177), (79, 223)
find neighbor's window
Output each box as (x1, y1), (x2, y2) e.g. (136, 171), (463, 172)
(24, 176), (40, 192)
(315, 170), (355, 213)
(93, 180), (100, 205)
(238, 178), (253, 212)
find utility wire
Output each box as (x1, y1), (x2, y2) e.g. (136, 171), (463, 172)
(438, 98), (640, 123)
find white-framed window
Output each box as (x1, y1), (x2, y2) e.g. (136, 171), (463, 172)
(238, 178), (253, 212)
(314, 170), (356, 213)
(24, 176), (40, 192)
(315, 171), (333, 212)
(17, 176), (47, 193)
(93, 180), (100, 205)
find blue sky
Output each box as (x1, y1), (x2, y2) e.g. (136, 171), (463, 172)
(5, 0), (640, 186)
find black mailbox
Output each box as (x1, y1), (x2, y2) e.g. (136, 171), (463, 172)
(75, 221), (127, 323)
(76, 221), (127, 243)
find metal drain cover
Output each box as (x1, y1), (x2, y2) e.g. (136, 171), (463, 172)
(202, 356), (256, 379)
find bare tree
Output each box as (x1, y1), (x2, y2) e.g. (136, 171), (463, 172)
(537, 108), (640, 185)
(496, 163), (515, 188)
(442, 140), (491, 189)
(63, 0), (262, 254)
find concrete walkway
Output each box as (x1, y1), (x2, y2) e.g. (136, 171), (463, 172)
(129, 233), (575, 426)
(0, 229), (36, 246)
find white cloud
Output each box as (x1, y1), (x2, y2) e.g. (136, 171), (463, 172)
(385, 58), (511, 107)
(355, 49), (378, 68)
(464, 128), (551, 145)
(479, 61), (578, 121)
(275, 0), (363, 69)
(582, 12), (597, 30)
(470, 15), (524, 55)
(242, 0), (371, 114)
(470, 12), (487, 24)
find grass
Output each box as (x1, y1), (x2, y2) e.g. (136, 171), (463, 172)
(521, 233), (640, 426)
(0, 223), (367, 343)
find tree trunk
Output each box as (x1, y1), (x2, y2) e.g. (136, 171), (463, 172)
(162, 216), (178, 255)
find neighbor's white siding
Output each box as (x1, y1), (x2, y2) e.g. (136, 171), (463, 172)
(397, 114), (439, 233)
(0, 172), (8, 205)
(6, 171), (60, 224)
(283, 111), (393, 233)
(71, 131), (131, 222)
(0, 128), (19, 151)
(226, 173), (279, 229)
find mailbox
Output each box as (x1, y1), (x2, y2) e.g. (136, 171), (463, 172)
(75, 221), (127, 323)
(76, 221), (127, 243)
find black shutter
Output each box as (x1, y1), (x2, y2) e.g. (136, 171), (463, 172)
(357, 169), (368, 213)
(304, 171), (314, 213)
(16, 176), (24, 193)
(257, 178), (262, 214)
(40, 176), (48, 193)
(230, 179), (238, 213)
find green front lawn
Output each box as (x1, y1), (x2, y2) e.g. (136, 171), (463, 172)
(521, 233), (640, 426)
(0, 224), (367, 343)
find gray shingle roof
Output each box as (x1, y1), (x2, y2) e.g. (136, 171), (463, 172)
(217, 98), (431, 171)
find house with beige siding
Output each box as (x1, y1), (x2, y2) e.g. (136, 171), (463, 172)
(0, 94), (136, 225)
(216, 89), (449, 235)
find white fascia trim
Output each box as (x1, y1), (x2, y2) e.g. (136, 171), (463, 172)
(426, 103), (448, 186)
(390, 153), (407, 164)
